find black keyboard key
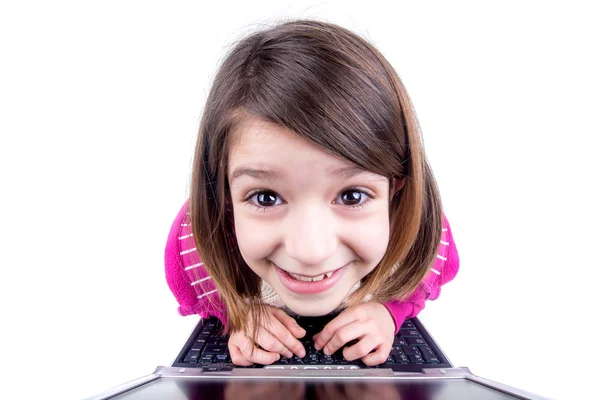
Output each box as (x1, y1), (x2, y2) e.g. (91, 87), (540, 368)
(190, 345), (205, 353)
(291, 356), (305, 364)
(200, 354), (215, 363)
(408, 354), (425, 364)
(420, 347), (441, 364)
(302, 322), (324, 336)
(184, 351), (200, 363)
(206, 337), (222, 346)
(406, 337), (427, 345)
(401, 345), (420, 355)
(203, 344), (227, 355)
(392, 353), (409, 364)
(200, 326), (214, 335)
(322, 354), (334, 364)
(401, 321), (416, 330)
(393, 337), (407, 346)
(400, 329), (421, 337)
(195, 335), (209, 346)
(215, 354), (229, 362)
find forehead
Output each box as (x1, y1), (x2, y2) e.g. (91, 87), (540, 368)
(227, 116), (388, 186)
(228, 117), (347, 170)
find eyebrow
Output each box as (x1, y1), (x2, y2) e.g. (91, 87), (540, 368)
(230, 168), (282, 184)
(229, 165), (386, 185)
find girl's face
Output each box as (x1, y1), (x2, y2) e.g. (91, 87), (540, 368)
(228, 116), (391, 316)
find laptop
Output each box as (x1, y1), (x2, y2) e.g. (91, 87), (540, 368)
(86, 314), (549, 399)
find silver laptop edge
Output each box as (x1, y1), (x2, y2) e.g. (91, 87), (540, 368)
(85, 366), (551, 400)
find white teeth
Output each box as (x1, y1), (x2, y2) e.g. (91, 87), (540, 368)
(289, 272), (330, 282)
(290, 273), (313, 282)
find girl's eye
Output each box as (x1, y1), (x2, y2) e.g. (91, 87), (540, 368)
(336, 189), (372, 208)
(247, 191), (282, 208)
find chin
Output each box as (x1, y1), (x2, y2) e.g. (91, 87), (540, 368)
(284, 299), (342, 317)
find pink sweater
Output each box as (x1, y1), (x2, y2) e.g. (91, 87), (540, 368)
(165, 201), (459, 334)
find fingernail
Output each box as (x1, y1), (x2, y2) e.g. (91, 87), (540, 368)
(314, 344), (321, 351)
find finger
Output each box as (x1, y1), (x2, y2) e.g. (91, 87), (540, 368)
(233, 332), (281, 365)
(272, 308), (306, 339)
(313, 309), (360, 351)
(266, 311), (306, 357)
(320, 319), (368, 356)
(342, 333), (382, 361)
(228, 343), (253, 366)
(356, 341), (393, 366)
(256, 326), (294, 359)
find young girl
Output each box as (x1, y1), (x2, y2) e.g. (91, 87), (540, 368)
(165, 19), (459, 367)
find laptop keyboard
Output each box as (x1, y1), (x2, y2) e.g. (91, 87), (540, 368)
(179, 315), (445, 371)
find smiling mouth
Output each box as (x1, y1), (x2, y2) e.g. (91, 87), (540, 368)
(274, 263), (350, 294)
(288, 271), (334, 282)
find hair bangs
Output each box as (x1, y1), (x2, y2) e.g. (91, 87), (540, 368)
(235, 23), (409, 179)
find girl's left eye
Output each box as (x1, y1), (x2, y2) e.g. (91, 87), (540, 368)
(244, 188), (373, 211)
(335, 189), (373, 208)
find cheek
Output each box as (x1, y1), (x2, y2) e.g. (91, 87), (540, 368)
(348, 213), (390, 264)
(233, 212), (278, 262)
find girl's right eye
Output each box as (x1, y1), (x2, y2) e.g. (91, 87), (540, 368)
(245, 190), (283, 210)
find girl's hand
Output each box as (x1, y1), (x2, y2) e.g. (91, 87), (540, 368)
(228, 306), (307, 366)
(312, 302), (395, 366)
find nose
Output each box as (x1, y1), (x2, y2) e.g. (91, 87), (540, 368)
(284, 203), (337, 267)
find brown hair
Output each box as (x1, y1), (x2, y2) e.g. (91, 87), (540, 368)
(190, 19), (443, 335)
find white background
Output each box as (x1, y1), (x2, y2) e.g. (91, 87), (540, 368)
(1, 1), (598, 399)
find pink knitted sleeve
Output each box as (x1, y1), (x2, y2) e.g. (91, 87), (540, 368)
(383, 214), (460, 333)
(164, 201), (227, 326)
